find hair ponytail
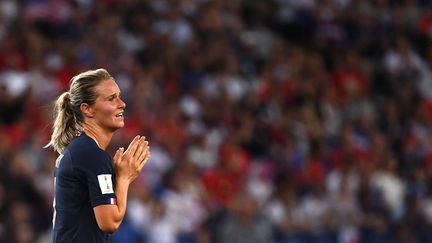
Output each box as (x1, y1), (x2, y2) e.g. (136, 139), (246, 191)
(45, 92), (81, 153)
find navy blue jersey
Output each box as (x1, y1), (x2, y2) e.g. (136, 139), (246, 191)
(53, 133), (117, 243)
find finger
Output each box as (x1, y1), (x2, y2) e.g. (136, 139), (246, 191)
(125, 135), (140, 156)
(137, 152), (150, 171)
(140, 148), (150, 166)
(137, 145), (148, 163)
(133, 137), (146, 158)
(136, 142), (149, 162)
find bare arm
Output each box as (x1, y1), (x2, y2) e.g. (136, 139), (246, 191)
(93, 136), (150, 233)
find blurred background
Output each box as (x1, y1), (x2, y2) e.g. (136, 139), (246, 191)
(1, 0), (432, 242)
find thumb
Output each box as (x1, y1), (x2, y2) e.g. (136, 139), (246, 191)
(113, 147), (124, 165)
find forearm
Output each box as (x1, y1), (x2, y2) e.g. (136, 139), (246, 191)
(113, 177), (130, 223)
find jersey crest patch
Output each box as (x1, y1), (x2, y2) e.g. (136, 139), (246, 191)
(97, 174), (114, 194)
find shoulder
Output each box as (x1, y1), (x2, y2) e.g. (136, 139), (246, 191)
(68, 133), (103, 156)
(66, 134), (111, 169)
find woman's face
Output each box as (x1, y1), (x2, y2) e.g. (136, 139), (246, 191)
(92, 79), (126, 132)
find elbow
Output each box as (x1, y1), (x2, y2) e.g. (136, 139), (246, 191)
(94, 204), (123, 233)
(98, 221), (121, 234)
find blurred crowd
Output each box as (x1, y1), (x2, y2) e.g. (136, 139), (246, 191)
(2, 0), (432, 242)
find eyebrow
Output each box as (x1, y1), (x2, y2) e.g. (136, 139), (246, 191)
(106, 92), (121, 99)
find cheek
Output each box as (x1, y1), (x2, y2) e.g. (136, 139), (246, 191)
(96, 105), (116, 119)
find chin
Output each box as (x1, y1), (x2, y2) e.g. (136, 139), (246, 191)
(110, 123), (125, 132)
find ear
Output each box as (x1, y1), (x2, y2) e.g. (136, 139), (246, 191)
(80, 103), (94, 118)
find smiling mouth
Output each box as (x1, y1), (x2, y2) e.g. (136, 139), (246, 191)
(115, 112), (124, 118)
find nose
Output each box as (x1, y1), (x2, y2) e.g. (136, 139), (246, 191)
(118, 97), (126, 109)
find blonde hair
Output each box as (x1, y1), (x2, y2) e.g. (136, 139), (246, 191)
(46, 68), (114, 153)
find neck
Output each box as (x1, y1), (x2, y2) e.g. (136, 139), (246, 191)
(82, 122), (113, 150)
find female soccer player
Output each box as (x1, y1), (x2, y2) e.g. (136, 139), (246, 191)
(46, 68), (150, 242)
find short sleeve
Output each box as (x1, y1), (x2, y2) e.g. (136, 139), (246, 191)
(74, 148), (117, 208)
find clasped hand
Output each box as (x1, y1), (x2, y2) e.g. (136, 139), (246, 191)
(113, 135), (150, 182)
